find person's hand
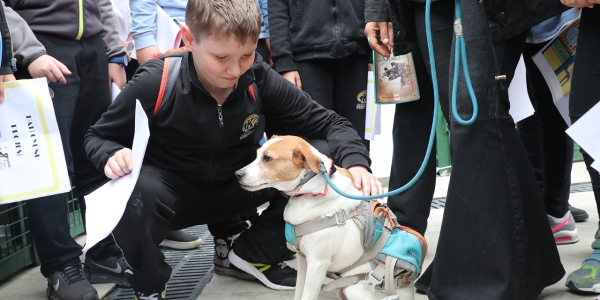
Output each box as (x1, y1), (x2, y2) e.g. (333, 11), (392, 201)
(135, 45), (162, 65)
(0, 74), (16, 102)
(108, 62), (126, 90)
(282, 70), (302, 89)
(560, 0), (596, 8)
(365, 21), (392, 57)
(347, 165), (384, 197)
(27, 55), (71, 84)
(265, 38), (275, 68)
(104, 148), (134, 179)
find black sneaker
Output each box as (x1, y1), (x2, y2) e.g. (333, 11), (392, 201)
(84, 249), (131, 287)
(213, 236), (256, 280)
(134, 290), (165, 300)
(47, 264), (99, 300)
(228, 249), (296, 290)
(159, 230), (203, 250)
(569, 205), (590, 222)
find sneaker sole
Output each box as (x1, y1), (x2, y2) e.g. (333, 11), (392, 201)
(46, 285), (100, 300)
(554, 228), (579, 245)
(566, 280), (598, 294)
(214, 265), (257, 281)
(229, 250), (295, 291)
(159, 238), (203, 250)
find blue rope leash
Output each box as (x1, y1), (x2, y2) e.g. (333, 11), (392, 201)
(322, 0), (478, 200)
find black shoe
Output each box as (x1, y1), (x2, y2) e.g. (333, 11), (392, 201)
(47, 264), (99, 300)
(229, 249), (296, 290)
(159, 230), (202, 250)
(569, 205), (589, 222)
(134, 290), (165, 300)
(84, 249), (131, 287)
(213, 236), (256, 280)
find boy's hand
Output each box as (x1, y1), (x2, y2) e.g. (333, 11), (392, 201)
(0, 74), (16, 102)
(365, 22), (392, 58)
(27, 55), (72, 84)
(282, 70), (302, 90)
(108, 62), (126, 90)
(347, 165), (384, 197)
(561, 0), (596, 7)
(136, 45), (162, 65)
(105, 148), (134, 179)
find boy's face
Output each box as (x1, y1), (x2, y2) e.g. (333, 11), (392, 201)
(182, 26), (257, 94)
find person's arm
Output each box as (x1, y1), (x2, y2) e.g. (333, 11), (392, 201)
(0, 3), (15, 102)
(130, 0), (162, 64)
(85, 59), (163, 176)
(255, 62), (382, 195)
(268, 0), (302, 88)
(364, 0), (393, 57)
(99, 0), (127, 89)
(560, 0), (598, 8)
(4, 3), (71, 84)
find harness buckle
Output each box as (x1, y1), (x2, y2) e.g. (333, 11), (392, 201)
(335, 211), (347, 225)
(363, 270), (384, 292)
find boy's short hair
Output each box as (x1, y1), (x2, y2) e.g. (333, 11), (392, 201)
(186, 0), (260, 45)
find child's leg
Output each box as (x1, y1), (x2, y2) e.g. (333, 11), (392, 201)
(295, 58), (335, 110)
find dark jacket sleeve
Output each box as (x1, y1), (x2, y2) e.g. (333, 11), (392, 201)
(84, 60), (163, 173)
(268, 0), (297, 74)
(254, 62), (371, 170)
(365, 0), (391, 22)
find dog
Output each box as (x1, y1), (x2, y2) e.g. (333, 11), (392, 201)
(236, 135), (426, 300)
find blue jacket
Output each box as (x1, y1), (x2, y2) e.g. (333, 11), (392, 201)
(130, 0), (187, 50)
(256, 0), (269, 39)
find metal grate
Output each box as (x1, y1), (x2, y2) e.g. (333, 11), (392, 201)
(430, 183), (594, 210)
(106, 225), (215, 300)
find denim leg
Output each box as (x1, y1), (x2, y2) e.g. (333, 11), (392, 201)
(415, 1), (564, 299)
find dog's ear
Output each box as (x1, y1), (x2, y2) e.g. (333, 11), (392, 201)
(292, 144), (322, 174)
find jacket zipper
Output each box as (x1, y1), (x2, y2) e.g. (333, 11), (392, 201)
(332, 0), (341, 58)
(217, 105), (224, 127)
(76, 0), (84, 40)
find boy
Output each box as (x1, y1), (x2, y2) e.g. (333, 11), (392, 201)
(84, 0), (382, 299)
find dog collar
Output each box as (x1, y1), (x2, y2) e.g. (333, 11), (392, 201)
(285, 159), (336, 196)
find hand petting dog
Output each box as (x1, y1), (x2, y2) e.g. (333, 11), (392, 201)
(347, 165), (384, 197)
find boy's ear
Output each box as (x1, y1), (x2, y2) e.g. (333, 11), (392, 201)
(181, 25), (195, 52)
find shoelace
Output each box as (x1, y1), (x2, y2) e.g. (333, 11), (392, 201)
(137, 292), (159, 300)
(61, 265), (86, 285)
(277, 262), (289, 270)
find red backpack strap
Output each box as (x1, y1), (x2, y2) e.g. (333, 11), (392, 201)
(154, 56), (183, 117)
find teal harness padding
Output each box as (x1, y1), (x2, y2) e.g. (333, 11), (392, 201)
(285, 222), (297, 249)
(373, 221), (423, 275)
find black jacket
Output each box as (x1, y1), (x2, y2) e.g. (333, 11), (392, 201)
(85, 52), (371, 184)
(269, 0), (371, 73)
(365, 0), (568, 56)
(0, 3), (13, 75)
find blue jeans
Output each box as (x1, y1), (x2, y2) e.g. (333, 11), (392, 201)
(412, 1), (564, 299)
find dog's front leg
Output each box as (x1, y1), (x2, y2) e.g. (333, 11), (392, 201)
(293, 255), (308, 300)
(300, 257), (330, 300)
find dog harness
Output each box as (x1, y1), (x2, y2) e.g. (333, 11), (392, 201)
(285, 191), (427, 295)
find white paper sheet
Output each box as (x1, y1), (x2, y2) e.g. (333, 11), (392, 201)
(592, 160), (600, 173)
(0, 78), (71, 204)
(508, 56), (535, 123)
(111, 82), (121, 102)
(566, 101), (600, 174)
(83, 100), (150, 251)
(365, 71), (381, 141)
(131, 5), (182, 60)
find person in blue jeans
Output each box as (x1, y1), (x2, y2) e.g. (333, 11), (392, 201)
(366, 0), (566, 298)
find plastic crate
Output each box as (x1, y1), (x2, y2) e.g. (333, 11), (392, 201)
(0, 185), (85, 282)
(0, 202), (36, 282)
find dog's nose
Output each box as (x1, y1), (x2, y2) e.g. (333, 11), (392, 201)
(235, 170), (245, 180)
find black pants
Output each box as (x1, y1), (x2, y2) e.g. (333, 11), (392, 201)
(13, 33), (116, 277)
(295, 54), (370, 149)
(413, 1), (564, 299)
(387, 39), (437, 236)
(569, 6), (600, 219)
(113, 165), (292, 292)
(516, 42), (573, 218)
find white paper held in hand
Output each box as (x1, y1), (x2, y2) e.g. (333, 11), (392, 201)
(566, 100), (600, 173)
(83, 100), (150, 252)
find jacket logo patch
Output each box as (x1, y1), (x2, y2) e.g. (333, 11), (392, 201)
(240, 114), (259, 140)
(356, 90), (367, 109)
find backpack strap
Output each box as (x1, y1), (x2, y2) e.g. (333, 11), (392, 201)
(154, 56), (182, 117)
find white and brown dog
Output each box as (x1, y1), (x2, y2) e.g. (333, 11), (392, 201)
(236, 136), (425, 300)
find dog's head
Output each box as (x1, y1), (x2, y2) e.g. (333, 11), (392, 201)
(236, 135), (326, 192)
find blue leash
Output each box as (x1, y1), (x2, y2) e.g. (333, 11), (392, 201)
(322, 0), (478, 200)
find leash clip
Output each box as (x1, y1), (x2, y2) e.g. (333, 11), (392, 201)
(454, 18), (463, 38)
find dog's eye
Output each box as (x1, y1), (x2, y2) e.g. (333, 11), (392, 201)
(263, 155), (272, 162)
